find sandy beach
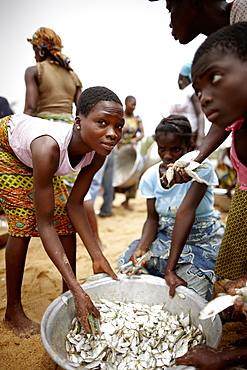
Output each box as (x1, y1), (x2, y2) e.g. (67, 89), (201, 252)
(0, 191), (246, 370)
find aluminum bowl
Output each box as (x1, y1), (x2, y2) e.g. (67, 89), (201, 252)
(41, 274), (222, 370)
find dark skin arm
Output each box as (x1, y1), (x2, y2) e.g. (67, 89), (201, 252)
(165, 180), (207, 297)
(31, 136), (100, 333)
(66, 153), (118, 279)
(176, 344), (247, 370)
(191, 93), (205, 148)
(161, 124), (230, 187)
(129, 198), (159, 265)
(24, 66), (39, 116)
(176, 276), (247, 369)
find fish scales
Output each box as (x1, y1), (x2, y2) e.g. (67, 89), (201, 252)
(66, 299), (205, 369)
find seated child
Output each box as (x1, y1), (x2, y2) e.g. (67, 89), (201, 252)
(118, 115), (225, 300)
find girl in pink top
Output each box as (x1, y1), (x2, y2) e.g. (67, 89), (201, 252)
(0, 86), (124, 337)
(176, 22), (247, 370)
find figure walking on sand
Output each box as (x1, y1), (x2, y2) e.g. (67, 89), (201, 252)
(115, 95), (144, 210)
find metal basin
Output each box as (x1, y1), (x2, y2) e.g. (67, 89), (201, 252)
(41, 275), (222, 370)
(113, 144), (144, 188)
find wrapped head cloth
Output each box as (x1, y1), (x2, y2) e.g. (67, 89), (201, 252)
(27, 27), (72, 70)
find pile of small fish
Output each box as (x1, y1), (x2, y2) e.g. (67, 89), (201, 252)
(66, 298), (206, 369)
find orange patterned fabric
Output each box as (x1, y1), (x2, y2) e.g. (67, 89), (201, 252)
(0, 116), (75, 237)
(27, 27), (72, 70)
(215, 182), (247, 280)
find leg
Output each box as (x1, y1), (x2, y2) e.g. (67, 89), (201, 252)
(59, 234), (76, 293)
(100, 152), (115, 217)
(84, 200), (105, 249)
(4, 235), (40, 337)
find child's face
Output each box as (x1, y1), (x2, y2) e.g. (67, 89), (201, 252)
(193, 51), (247, 129)
(75, 101), (124, 155)
(157, 132), (188, 170)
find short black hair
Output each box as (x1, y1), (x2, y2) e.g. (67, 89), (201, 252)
(154, 114), (192, 148)
(125, 95), (135, 104)
(193, 22), (247, 73)
(76, 86), (122, 116)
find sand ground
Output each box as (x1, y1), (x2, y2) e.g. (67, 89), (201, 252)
(0, 191), (246, 369)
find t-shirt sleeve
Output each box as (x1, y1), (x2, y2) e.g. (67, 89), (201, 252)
(139, 166), (157, 198)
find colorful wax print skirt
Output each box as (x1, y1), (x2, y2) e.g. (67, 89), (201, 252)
(0, 116), (75, 237)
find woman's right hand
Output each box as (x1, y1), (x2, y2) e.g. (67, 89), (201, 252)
(74, 289), (101, 334)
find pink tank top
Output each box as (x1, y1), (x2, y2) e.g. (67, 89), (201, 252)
(7, 114), (95, 176)
(226, 118), (247, 191)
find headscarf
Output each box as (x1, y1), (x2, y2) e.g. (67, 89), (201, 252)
(27, 27), (72, 70)
(179, 62), (192, 80)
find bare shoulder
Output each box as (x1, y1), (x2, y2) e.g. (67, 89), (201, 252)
(24, 65), (38, 78)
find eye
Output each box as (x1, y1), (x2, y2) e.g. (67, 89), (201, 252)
(195, 90), (202, 99)
(172, 147), (181, 153)
(211, 73), (222, 84)
(98, 119), (106, 126)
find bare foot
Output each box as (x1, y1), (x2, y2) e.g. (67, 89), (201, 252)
(121, 201), (133, 211)
(3, 314), (40, 338)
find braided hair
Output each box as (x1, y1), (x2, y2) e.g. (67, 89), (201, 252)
(153, 114), (193, 148)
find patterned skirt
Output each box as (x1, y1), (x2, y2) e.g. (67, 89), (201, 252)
(0, 116), (75, 237)
(215, 183), (247, 280)
(118, 213), (225, 300)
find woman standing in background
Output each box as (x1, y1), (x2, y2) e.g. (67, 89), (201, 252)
(24, 26), (82, 125)
(115, 95), (144, 210)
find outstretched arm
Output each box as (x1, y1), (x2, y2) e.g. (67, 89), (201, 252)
(67, 153), (118, 280)
(195, 124), (230, 163)
(165, 181), (207, 297)
(161, 124), (230, 187)
(176, 344), (247, 370)
(129, 198), (159, 265)
(31, 136), (100, 333)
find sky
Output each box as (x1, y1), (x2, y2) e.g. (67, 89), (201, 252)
(1, 0), (207, 137)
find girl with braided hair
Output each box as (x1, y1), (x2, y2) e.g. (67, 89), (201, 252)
(118, 115), (225, 300)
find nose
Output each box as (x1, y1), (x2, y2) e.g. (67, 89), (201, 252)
(200, 90), (213, 108)
(163, 150), (173, 162)
(106, 126), (117, 139)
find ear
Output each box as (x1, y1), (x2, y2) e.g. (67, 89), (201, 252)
(74, 116), (82, 129)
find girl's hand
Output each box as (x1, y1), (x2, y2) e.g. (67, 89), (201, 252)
(165, 270), (187, 298)
(130, 247), (148, 267)
(74, 289), (101, 334)
(176, 344), (224, 370)
(161, 167), (191, 188)
(224, 275), (247, 294)
(220, 276), (247, 324)
(92, 257), (119, 281)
